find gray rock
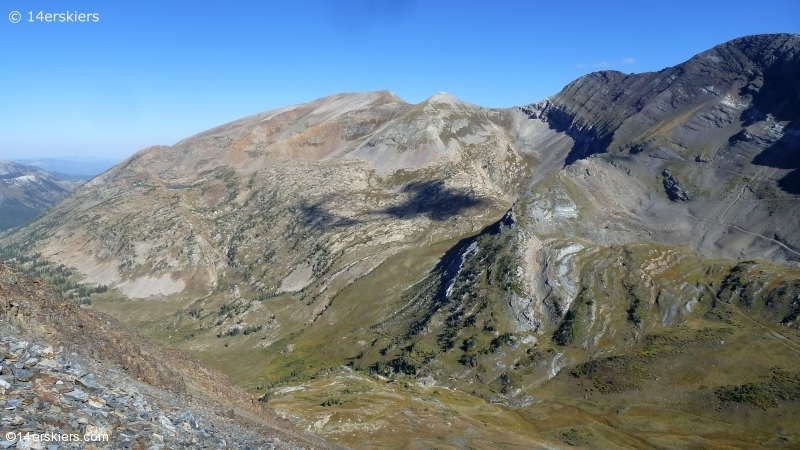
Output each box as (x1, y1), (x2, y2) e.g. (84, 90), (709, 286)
(662, 169), (693, 201)
(66, 364), (86, 378)
(12, 367), (34, 382)
(77, 373), (99, 390)
(0, 301), (315, 449)
(158, 414), (176, 433)
(63, 388), (88, 402)
(4, 398), (22, 409)
(35, 359), (61, 371)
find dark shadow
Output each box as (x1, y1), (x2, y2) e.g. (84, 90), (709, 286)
(0, 198), (41, 231)
(298, 181), (485, 230)
(432, 209), (514, 301)
(381, 180), (484, 221)
(299, 196), (360, 231)
(745, 55), (800, 194)
(751, 129), (800, 194)
(519, 103), (608, 167)
(0, 171), (24, 180)
(547, 107), (606, 167)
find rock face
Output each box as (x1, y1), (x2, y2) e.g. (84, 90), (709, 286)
(519, 33), (800, 264)
(0, 262), (333, 449)
(539, 34), (800, 161)
(662, 169), (692, 201)
(0, 161), (80, 232)
(0, 335), (292, 449)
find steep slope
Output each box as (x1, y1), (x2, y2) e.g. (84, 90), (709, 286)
(0, 89), (562, 329)
(0, 160), (80, 231)
(523, 33), (800, 263)
(0, 261), (333, 448)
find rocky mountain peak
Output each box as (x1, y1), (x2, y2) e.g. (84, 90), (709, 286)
(421, 91), (482, 113)
(427, 91), (461, 104)
(527, 33), (800, 165)
(710, 33), (800, 70)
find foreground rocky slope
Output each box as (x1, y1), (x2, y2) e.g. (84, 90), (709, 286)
(1, 33), (800, 448)
(0, 262), (332, 449)
(0, 335), (295, 449)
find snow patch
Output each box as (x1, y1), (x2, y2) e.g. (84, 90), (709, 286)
(445, 241), (478, 298)
(275, 385), (306, 394)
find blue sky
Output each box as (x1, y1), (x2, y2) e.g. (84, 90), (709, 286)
(1, 0), (798, 159)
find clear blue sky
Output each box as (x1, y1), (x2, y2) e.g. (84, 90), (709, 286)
(1, 0), (798, 159)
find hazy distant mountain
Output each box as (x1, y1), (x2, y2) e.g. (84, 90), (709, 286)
(12, 156), (122, 180)
(3, 34), (800, 448)
(0, 160), (81, 231)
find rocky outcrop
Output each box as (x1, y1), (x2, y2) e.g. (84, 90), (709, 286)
(0, 262), (333, 449)
(661, 169), (693, 201)
(514, 33), (800, 264)
(525, 33), (800, 162)
(0, 335), (298, 449)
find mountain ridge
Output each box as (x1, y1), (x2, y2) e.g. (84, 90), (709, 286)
(0, 160), (81, 232)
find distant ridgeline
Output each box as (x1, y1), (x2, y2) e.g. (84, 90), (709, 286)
(0, 160), (81, 231)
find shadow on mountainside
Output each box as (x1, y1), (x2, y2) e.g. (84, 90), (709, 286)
(299, 181), (484, 230)
(747, 55), (800, 194)
(381, 180), (484, 221)
(742, 73), (800, 195)
(519, 100), (605, 168)
(299, 196), (361, 231)
(751, 125), (800, 195)
(543, 107), (606, 167)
